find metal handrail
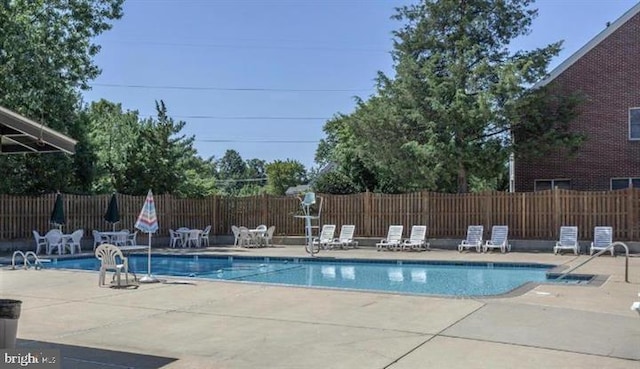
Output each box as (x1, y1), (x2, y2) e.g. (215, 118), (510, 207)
(556, 241), (630, 282)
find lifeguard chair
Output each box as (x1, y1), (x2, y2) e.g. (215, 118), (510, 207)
(294, 192), (324, 255)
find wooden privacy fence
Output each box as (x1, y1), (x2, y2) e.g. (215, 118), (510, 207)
(0, 189), (638, 242)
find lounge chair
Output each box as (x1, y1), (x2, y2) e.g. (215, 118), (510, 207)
(483, 225), (510, 253)
(329, 225), (358, 249)
(401, 225), (429, 251)
(590, 226), (614, 256)
(95, 244), (133, 287)
(312, 224), (336, 250)
(553, 226), (579, 255)
(458, 225), (483, 252)
(376, 225), (403, 251)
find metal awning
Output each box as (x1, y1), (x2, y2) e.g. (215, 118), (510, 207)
(0, 106), (77, 154)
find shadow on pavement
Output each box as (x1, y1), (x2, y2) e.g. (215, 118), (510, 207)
(17, 339), (177, 369)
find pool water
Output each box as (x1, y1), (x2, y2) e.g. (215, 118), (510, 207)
(47, 255), (585, 296)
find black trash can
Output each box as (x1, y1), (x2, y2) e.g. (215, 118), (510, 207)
(0, 299), (21, 349)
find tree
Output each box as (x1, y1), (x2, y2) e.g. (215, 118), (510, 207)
(318, 0), (581, 193)
(216, 150), (247, 195)
(265, 159), (307, 196)
(118, 101), (200, 195)
(0, 0), (123, 194)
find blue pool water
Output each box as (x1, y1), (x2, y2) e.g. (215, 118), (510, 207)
(45, 255), (585, 296)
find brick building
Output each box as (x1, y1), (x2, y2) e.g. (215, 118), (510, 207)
(514, 3), (640, 192)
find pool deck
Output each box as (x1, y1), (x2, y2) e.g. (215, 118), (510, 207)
(2, 245), (639, 369)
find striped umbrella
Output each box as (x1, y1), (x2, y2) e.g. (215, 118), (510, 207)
(135, 189), (159, 283)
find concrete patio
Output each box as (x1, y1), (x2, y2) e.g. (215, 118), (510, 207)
(2, 245), (639, 369)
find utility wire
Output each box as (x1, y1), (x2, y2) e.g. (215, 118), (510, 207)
(90, 83), (372, 93)
(142, 115), (329, 120)
(196, 139), (319, 143)
(104, 40), (388, 53)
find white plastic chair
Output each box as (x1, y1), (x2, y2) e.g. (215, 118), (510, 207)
(32, 230), (47, 255)
(376, 225), (404, 251)
(312, 224), (336, 250)
(330, 225), (358, 250)
(200, 225), (211, 247)
(92, 230), (109, 250)
(483, 225), (510, 253)
(45, 229), (64, 255)
(263, 226), (276, 247)
(231, 225), (240, 246)
(169, 229), (181, 248)
(64, 229), (84, 254)
(95, 244), (131, 287)
(238, 227), (253, 247)
(590, 226), (614, 256)
(402, 225), (428, 251)
(554, 226), (579, 255)
(126, 231), (138, 246)
(185, 229), (201, 248)
(458, 225), (483, 253)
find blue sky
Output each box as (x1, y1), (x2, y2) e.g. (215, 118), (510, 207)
(83, 0), (639, 170)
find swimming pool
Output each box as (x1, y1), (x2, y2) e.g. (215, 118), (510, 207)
(45, 255), (588, 296)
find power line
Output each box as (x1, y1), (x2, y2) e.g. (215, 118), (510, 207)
(196, 139), (319, 143)
(105, 40), (388, 53)
(90, 83), (372, 93)
(157, 115), (328, 120)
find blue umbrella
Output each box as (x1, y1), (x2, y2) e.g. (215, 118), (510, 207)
(135, 189), (159, 283)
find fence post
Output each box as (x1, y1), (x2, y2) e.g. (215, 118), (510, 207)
(364, 191), (372, 237)
(627, 188), (636, 241)
(553, 188), (560, 239)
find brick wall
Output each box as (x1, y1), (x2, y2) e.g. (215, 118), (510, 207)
(515, 11), (640, 191)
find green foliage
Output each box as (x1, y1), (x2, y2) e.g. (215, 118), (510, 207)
(0, 0), (123, 194)
(265, 159), (307, 196)
(317, 0), (581, 194)
(313, 171), (359, 195)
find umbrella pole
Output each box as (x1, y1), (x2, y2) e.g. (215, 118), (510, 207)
(139, 233), (159, 283)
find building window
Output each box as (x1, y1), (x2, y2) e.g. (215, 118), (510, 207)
(611, 178), (640, 190)
(630, 108), (640, 140)
(534, 179), (571, 191)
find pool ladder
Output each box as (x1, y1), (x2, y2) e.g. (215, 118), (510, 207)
(556, 242), (630, 283)
(11, 251), (50, 270)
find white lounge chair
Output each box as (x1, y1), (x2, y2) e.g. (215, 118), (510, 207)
(483, 225), (510, 253)
(554, 226), (579, 255)
(458, 225), (483, 252)
(95, 243), (133, 287)
(401, 225), (429, 251)
(329, 225), (358, 249)
(312, 224), (336, 250)
(590, 226), (614, 256)
(376, 225), (403, 251)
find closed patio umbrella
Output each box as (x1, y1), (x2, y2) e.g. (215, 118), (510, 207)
(50, 192), (65, 230)
(135, 189), (159, 283)
(104, 193), (120, 231)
